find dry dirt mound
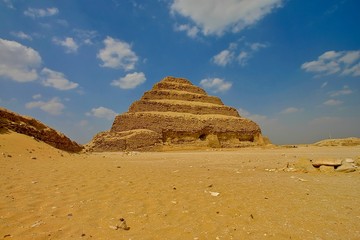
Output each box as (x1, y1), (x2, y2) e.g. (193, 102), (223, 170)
(87, 76), (266, 151)
(0, 107), (83, 152)
(313, 137), (360, 147)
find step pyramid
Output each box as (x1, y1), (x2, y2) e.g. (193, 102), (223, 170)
(87, 76), (265, 151)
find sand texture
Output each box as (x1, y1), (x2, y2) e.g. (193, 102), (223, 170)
(1, 132), (360, 239)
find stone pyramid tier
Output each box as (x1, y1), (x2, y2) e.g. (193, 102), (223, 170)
(87, 76), (266, 151)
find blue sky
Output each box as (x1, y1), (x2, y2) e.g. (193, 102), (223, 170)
(1, 0), (359, 144)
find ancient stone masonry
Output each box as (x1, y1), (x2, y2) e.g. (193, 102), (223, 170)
(88, 76), (265, 151)
(0, 107), (83, 152)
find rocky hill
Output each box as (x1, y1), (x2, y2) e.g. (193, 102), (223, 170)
(88, 76), (267, 151)
(0, 107), (83, 152)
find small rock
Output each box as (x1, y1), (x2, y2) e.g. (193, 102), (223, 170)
(209, 191), (220, 197)
(31, 156), (37, 160)
(319, 165), (334, 173)
(336, 163), (356, 173)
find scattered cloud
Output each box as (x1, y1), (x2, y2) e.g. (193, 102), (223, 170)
(170, 0), (283, 36)
(249, 42), (268, 51)
(97, 36), (138, 71)
(199, 78), (232, 93)
(10, 31), (32, 41)
(24, 7), (59, 18)
(111, 72), (146, 89)
(25, 97), (65, 115)
(281, 107), (302, 114)
(40, 68), (79, 90)
(321, 82), (328, 88)
(301, 50), (360, 77)
(329, 85), (353, 97)
(0, 38), (41, 82)
(3, 0), (14, 9)
(212, 49), (235, 67)
(212, 41), (268, 67)
(52, 37), (79, 53)
(237, 51), (249, 66)
(86, 107), (117, 120)
(32, 94), (42, 99)
(323, 99), (343, 106)
(73, 29), (98, 45)
(174, 24), (200, 38)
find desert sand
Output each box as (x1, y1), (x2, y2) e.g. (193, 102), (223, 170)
(1, 131), (360, 239)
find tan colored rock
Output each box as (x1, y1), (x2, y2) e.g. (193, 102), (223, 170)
(293, 158), (317, 173)
(0, 107), (83, 152)
(313, 137), (360, 146)
(335, 163), (356, 173)
(319, 165), (334, 173)
(88, 76), (264, 151)
(88, 129), (161, 151)
(311, 158), (342, 167)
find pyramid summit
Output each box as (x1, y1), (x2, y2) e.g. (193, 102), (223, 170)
(87, 76), (266, 151)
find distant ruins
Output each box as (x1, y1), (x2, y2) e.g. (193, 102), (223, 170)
(87, 76), (266, 151)
(0, 107), (83, 152)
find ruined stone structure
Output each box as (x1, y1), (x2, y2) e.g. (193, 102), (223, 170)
(88, 76), (265, 151)
(0, 107), (83, 152)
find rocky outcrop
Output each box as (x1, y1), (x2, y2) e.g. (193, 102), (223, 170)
(0, 107), (83, 152)
(313, 137), (360, 146)
(282, 157), (358, 173)
(88, 76), (265, 151)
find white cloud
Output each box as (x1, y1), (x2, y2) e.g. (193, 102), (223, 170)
(321, 82), (328, 88)
(52, 37), (79, 53)
(0, 38), (41, 82)
(323, 99), (343, 106)
(237, 51), (249, 66)
(212, 50), (234, 66)
(171, 0), (283, 36)
(111, 72), (146, 89)
(199, 78), (232, 93)
(281, 107), (302, 114)
(25, 97), (65, 115)
(40, 68), (79, 90)
(3, 0), (14, 9)
(97, 36), (138, 71)
(10, 31), (32, 41)
(212, 40), (268, 67)
(249, 42), (268, 51)
(329, 85), (353, 97)
(87, 107), (117, 121)
(24, 7), (59, 18)
(301, 50), (360, 77)
(342, 63), (360, 77)
(174, 24), (200, 38)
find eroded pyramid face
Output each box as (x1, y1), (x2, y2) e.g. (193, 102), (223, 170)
(89, 76), (263, 151)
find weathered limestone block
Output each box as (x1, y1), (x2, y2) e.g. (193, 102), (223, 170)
(88, 129), (161, 151)
(312, 158), (342, 167)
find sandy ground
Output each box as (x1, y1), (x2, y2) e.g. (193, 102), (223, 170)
(1, 132), (360, 240)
